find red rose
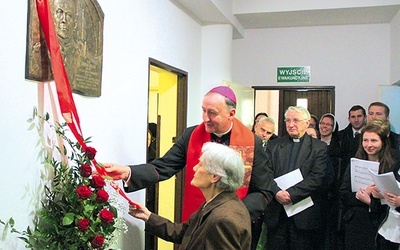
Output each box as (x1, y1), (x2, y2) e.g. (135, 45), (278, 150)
(91, 235), (104, 248)
(96, 189), (109, 203)
(80, 164), (92, 177)
(99, 208), (114, 223)
(91, 175), (106, 188)
(77, 218), (90, 232)
(76, 185), (92, 199)
(85, 147), (97, 160)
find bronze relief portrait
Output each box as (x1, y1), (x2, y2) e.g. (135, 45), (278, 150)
(26, 0), (104, 97)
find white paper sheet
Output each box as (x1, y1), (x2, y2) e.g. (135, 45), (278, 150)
(274, 168), (303, 189)
(368, 169), (400, 196)
(274, 168), (314, 217)
(368, 168), (400, 205)
(350, 158), (379, 192)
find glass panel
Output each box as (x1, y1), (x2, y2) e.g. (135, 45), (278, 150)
(296, 98), (308, 110)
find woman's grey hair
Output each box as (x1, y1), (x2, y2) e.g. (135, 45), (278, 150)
(284, 106), (311, 120)
(200, 142), (244, 192)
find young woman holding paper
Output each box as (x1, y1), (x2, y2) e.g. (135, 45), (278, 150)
(376, 161), (400, 249)
(339, 119), (399, 250)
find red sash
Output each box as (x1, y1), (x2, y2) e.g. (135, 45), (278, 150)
(183, 118), (254, 221)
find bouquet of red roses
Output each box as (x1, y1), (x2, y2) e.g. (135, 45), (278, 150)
(2, 109), (126, 249)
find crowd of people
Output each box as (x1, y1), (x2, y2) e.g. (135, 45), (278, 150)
(251, 102), (400, 250)
(104, 86), (400, 250)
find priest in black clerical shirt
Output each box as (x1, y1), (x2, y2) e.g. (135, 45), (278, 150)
(264, 106), (328, 250)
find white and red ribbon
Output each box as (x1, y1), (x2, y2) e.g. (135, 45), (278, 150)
(35, 0), (139, 207)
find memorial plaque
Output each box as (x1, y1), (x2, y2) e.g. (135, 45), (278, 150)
(26, 0), (53, 82)
(26, 0), (104, 97)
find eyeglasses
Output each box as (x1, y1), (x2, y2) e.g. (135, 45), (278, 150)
(261, 130), (273, 135)
(284, 118), (304, 124)
(320, 122), (333, 127)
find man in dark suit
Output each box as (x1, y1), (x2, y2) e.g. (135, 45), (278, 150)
(254, 116), (278, 149)
(339, 105), (366, 173)
(252, 116), (278, 248)
(368, 101), (399, 151)
(265, 106), (328, 249)
(335, 105), (367, 248)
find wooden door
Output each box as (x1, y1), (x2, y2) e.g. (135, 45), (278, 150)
(253, 86), (335, 137)
(279, 87), (335, 137)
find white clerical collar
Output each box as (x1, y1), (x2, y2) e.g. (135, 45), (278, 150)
(213, 122), (233, 138)
(292, 134), (306, 142)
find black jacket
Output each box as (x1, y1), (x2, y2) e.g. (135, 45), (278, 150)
(265, 134), (328, 230)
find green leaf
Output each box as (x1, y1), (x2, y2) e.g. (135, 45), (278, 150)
(63, 145), (67, 155)
(17, 236), (29, 244)
(109, 205), (118, 218)
(1, 222), (9, 241)
(9, 217), (15, 227)
(84, 204), (95, 213)
(32, 106), (37, 119)
(27, 122), (35, 131)
(62, 213), (75, 226)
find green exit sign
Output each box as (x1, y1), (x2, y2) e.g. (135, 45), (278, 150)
(277, 66), (310, 82)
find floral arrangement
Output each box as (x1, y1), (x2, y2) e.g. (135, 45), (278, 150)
(1, 109), (126, 249)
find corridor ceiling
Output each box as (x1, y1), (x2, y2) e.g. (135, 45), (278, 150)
(171, 0), (400, 38)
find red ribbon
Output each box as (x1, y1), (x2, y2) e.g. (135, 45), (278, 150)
(35, 0), (138, 207)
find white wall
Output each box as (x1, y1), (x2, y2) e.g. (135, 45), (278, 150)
(201, 25), (233, 95)
(232, 24), (391, 129)
(0, 1), (204, 249)
(391, 10), (400, 83)
(0, 2), (42, 249)
(1, 1), (400, 249)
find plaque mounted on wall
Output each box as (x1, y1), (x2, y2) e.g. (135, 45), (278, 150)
(26, 0), (104, 97)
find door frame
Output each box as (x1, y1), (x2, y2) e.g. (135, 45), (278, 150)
(253, 85), (335, 136)
(148, 58), (187, 250)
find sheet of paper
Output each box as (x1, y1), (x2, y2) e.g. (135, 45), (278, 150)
(274, 168), (303, 189)
(350, 158), (379, 192)
(368, 168), (400, 205)
(368, 169), (400, 195)
(283, 197), (314, 217)
(274, 168), (314, 217)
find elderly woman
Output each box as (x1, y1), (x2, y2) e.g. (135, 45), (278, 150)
(129, 142), (251, 249)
